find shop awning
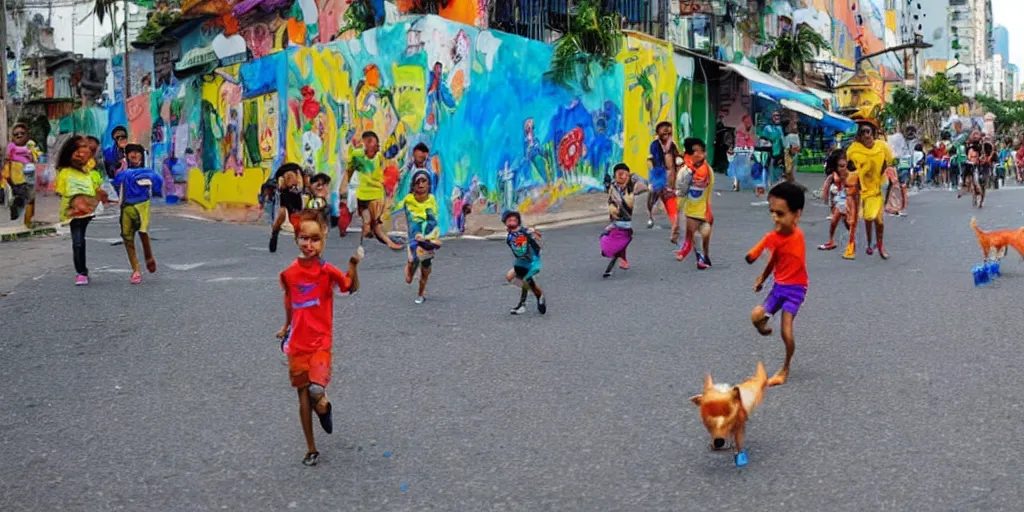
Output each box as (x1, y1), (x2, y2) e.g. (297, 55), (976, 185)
(723, 63), (823, 108)
(775, 99), (857, 133)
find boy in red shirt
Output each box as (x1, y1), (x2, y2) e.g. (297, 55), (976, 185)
(745, 182), (807, 388)
(276, 209), (364, 466)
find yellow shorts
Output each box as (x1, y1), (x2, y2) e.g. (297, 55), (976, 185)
(861, 195), (883, 223)
(120, 201), (151, 242)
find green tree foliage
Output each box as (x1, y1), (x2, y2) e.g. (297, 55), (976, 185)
(756, 25), (831, 83)
(545, 0), (622, 92)
(880, 74), (966, 134)
(975, 94), (1024, 134)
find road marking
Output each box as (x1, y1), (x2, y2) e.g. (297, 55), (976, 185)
(170, 213), (216, 223)
(167, 263), (207, 271)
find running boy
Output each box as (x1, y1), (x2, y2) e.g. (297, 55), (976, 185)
(646, 122), (681, 243)
(269, 163), (305, 253)
(343, 131), (402, 250)
(674, 138), (715, 269)
(399, 170), (442, 304)
(745, 182), (807, 387)
(503, 210), (546, 315)
(112, 144), (162, 284)
(276, 210), (364, 466)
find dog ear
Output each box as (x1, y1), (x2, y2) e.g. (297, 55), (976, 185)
(704, 374), (714, 392)
(731, 386), (743, 402)
(689, 394), (703, 406)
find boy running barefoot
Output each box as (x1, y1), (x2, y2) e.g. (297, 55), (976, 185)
(503, 211), (546, 315)
(276, 210), (363, 466)
(745, 182), (807, 387)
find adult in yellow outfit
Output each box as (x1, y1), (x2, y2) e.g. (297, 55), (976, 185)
(845, 118), (894, 260)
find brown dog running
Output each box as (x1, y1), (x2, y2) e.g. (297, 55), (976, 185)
(970, 218), (1024, 260)
(689, 361), (767, 467)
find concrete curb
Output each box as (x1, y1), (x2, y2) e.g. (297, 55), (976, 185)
(0, 223), (61, 243)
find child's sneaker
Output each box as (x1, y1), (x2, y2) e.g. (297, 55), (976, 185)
(646, 218), (654, 228)
(537, 295), (547, 315)
(414, 296), (425, 304)
(696, 253), (711, 270)
(302, 451), (320, 466)
(130, 272), (142, 284)
(865, 245), (874, 256)
(674, 240), (692, 261)
(75, 274), (89, 286)
(510, 303), (527, 315)
(842, 242), (856, 260)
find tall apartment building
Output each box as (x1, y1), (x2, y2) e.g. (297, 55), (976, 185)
(947, 0), (991, 97)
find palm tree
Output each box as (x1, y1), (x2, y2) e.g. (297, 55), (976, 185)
(545, 0), (622, 92)
(92, 0), (118, 24)
(756, 24), (831, 84)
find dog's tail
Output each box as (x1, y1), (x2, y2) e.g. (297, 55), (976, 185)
(971, 217), (984, 236)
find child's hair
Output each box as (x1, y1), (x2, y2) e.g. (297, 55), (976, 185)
(56, 135), (86, 168)
(656, 121), (672, 132)
(12, 122), (29, 133)
(613, 162), (630, 173)
(914, 143), (923, 152)
(825, 151), (847, 174)
(683, 137), (706, 155)
(413, 142), (429, 153)
(310, 172), (331, 185)
(768, 182), (805, 213)
(501, 210), (522, 224)
(86, 135), (101, 145)
(125, 143), (145, 156)
(362, 130), (379, 142)
(295, 209), (328, 233)
(277, 162), (302, 176)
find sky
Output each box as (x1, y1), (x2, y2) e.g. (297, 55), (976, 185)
(993, 0), (1024, 70)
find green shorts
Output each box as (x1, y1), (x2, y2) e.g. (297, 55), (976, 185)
(120, 202), (152, 242)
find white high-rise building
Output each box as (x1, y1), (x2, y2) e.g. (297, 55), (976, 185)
(947, 0), (991, 97)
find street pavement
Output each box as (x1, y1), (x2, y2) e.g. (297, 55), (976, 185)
(3, 181), (1024, 511)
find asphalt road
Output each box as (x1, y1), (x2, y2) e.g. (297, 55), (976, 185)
(3, 182), (1024, 511)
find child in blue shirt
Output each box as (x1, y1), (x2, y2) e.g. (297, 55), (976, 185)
(112, 144), (163, 284)
(503, 211), (546, 315)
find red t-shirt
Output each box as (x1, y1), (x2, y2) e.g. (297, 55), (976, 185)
(280, 258), (352, 355)
(745, 228), (808, 286)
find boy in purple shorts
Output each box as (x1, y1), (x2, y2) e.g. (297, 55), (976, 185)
(744, 182), (807, 387)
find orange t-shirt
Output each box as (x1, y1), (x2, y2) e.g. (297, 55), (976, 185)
(745, 227), (808, 286)
(280, 258), (353, 355)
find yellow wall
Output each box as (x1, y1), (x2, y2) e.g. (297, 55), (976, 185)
(618, 33), (677, 179)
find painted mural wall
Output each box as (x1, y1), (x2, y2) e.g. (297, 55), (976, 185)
(181, 15), (623, 233)
(618, 33), (677, 180)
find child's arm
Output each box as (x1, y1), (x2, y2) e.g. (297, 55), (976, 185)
(346, 246), (364, 293)
(744, 233), (771, 265)
(754, 256), (775, 292)
(277, 273), (292, 339)
(820, 174), (834, 203)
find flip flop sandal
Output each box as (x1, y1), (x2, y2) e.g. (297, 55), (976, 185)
(817, 242), (837, 251)
(302, 451), (320, 466)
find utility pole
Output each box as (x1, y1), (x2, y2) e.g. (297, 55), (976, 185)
(1, 0), (10, 152)
(122, 0), (130, 98)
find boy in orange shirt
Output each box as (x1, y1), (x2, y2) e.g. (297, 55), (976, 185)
(745, 182), (807, 387)
(276, 210), (364, 466)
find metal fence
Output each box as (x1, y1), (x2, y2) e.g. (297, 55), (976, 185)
(490, 0), (666, 43)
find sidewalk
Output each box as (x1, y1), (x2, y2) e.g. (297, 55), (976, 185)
(0, 193), (62, 242)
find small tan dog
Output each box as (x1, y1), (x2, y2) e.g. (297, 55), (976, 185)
(689, 361), (767, 467)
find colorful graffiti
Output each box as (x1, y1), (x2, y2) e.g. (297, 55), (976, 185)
(227, 16), (623, 233)
(618, 33), (676, 180)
